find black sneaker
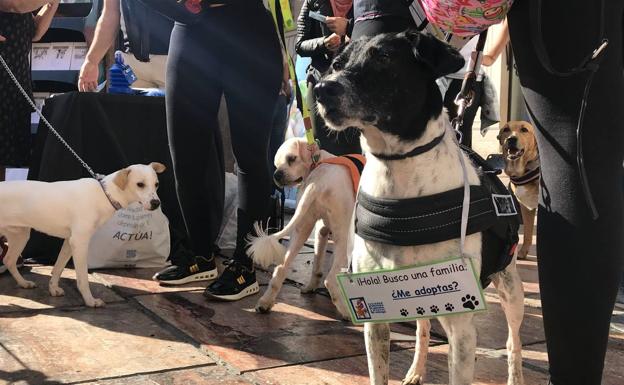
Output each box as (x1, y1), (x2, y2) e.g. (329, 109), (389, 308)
(152, 255), (218, 285)
(203, 260), (259, 301)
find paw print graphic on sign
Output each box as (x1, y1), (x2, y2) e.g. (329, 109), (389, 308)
(461, 295), (480, 310)
(416, 307), (425, 315)
(400, 308), (409, 317)
(429, 305), (439, 314)
(445, 303), (454, 312)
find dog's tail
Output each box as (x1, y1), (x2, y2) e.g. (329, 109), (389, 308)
(247, 185), (318, 269)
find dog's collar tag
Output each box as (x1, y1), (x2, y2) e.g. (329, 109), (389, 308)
(337, 257), (487, 324)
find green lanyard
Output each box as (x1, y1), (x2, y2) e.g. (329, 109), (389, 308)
(268, 0), (318, 159)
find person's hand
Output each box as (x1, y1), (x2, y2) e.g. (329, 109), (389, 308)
(324, 33), (341, 52)
(0, 34), (5, 42)
(325, 16), (348, 36)
(280, 79), (292, 99)
(78, 59), (99, 92)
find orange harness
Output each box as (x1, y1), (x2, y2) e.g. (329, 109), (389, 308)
(312, 154), (366, 196)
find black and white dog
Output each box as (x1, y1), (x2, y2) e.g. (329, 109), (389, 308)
(315, 31), (525, 385)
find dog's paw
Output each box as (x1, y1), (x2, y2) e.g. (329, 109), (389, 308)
(255, 304), (272, 314)
(85, 298), (105, 308)
(400, 308), (409, 317)
(19, 280), (37, 289)
(401, 374), (424, 385)
(517, 247), (529, 260)
(445, 303), (454, 312)
(461, 295), (480, 310)
(429, 305), (439, 314)
(49, 286), (65, 297)
(416, 307), (425, 315)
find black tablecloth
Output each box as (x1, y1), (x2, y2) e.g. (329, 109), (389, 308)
(25, 91), (184, 262)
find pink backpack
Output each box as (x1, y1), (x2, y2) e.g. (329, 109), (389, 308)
(420, 0), (514, 36)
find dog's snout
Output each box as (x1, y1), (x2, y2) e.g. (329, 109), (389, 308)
(274, 170), (284, 182)
(150, 199), (161, 210)
(314, 81), (344, 103)
(506, 136), (518, 147)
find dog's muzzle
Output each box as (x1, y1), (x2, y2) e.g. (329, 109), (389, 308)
(314, 80), (344, 105)
(505, 137), (524, 160)
(149, 199), (161, 210)
(273, 170), (302, 187)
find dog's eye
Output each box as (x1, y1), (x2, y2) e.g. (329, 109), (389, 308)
(520, 127), (529, 133)
(137, 182), (145, 188)
(332, 60), (344, 71)
(155, 182), (159, 189)
(287, 155), (297, 164)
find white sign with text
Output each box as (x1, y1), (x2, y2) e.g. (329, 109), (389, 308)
(337, 257), (486, 324)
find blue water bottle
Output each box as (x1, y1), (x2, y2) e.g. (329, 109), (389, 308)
(108, 51), (138, 94)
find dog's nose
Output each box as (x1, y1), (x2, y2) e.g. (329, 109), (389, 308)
(274, 169), (284, 182)
(150, 199), (161, 210)
(506, 136), (518, 148)
(314, 80), (344, 103)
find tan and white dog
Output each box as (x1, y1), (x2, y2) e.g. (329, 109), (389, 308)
(248, 137), (360, 319)
(0, 163), (166, 307)
(316, 31), (525, 385)
(498, 121), (540, 260)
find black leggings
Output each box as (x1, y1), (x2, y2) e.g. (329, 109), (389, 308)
(508, 1), (624, 384)
(166, 3), (282, 264)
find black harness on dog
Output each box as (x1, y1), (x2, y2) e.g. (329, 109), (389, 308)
(355, 138), (520, 289)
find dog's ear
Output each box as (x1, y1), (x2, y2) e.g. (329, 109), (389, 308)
(400, 30), (465, 78)
(113, 168), (131, 190)
(497, 124), (508, 144)
(150, 162), (166, 174)
(297, 139), (313, 164)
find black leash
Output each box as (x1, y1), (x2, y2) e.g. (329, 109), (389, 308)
(529, 0), (608, 220)
(451, 30), (488, 143)
(0, 53), (121, 211)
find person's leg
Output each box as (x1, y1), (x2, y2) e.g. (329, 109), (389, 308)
(153, 22), (223, 284)
(508, 1), (624, 384)
(0, 166), (5, 182)
(267, 94), (289, 231)
(204, 3), (282, 300)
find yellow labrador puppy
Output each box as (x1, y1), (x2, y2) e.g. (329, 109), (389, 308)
(498, 121), (540, 259)
(0, 163), (166, 307)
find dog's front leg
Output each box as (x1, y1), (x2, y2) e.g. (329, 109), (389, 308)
(301, 224), (330, 294)
(493, 267), (525, 385)
(402, 319), (431, 385)
(49, 239), (71, 297)
(365, 322), (391, 385)
(439, 315), (477, 385)
(518, 205), (536, 260)
(69, 234), (104, 308)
